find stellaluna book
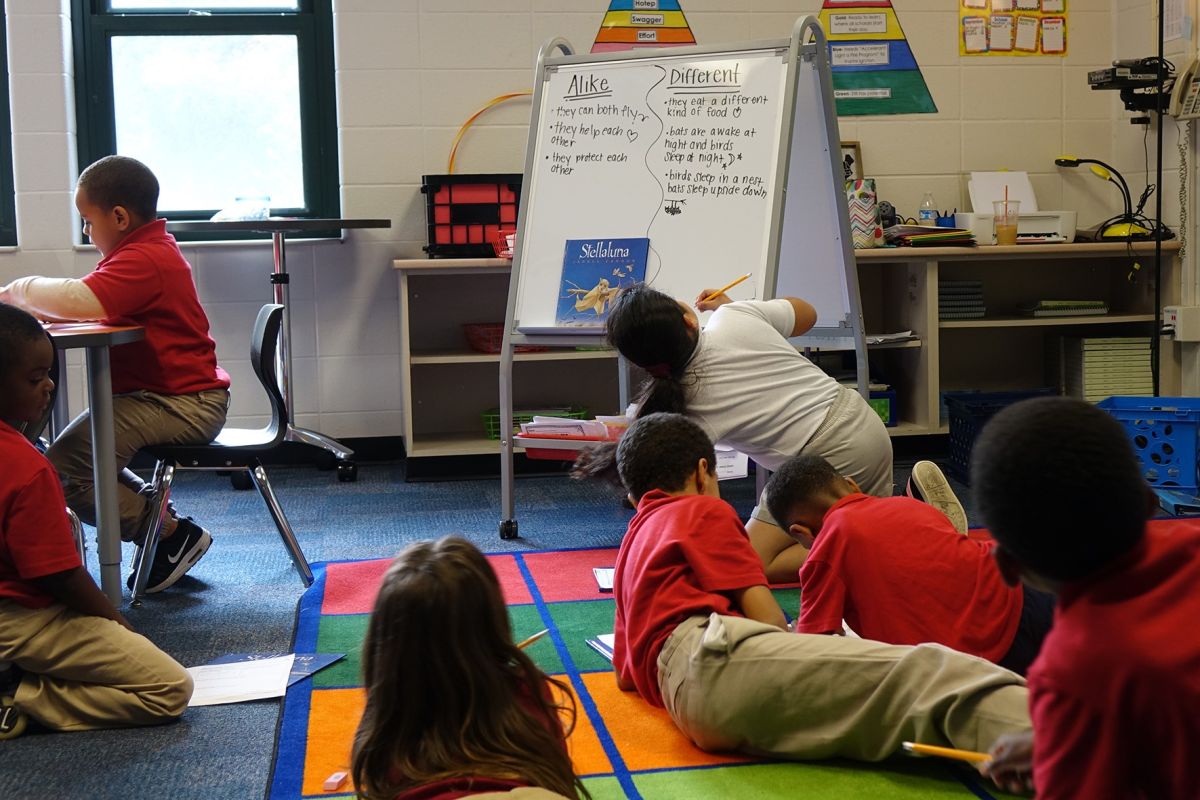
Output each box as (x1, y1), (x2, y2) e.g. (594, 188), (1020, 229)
(556, 237), (649, 328)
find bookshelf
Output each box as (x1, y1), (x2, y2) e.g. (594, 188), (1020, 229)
(855, 241), (1182, 435)
(395, 242), (1182, 459)
(393, 258), (623, 460)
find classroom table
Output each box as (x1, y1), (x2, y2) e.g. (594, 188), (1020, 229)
(46, 322), (145, 605)
(167, 218), (391, 480)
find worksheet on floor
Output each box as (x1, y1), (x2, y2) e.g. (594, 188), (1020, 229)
(186, 653), (295, 706)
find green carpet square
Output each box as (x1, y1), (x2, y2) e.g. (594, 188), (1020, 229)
(771, 588), (801, 621)
(544, 599), (617, 672)
(511, 604), (565, 674)
(314, 614), (369, 688)
(632, 759), (978, 798)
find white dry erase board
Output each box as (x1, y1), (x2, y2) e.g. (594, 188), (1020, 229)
(507, 28), (859, 340)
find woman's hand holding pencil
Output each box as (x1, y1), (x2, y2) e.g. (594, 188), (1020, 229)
(695, 273), (751, 312)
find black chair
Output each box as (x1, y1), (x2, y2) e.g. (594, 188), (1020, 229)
(131, 304), (314, 604)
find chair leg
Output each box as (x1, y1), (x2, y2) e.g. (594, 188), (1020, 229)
(249, 462), (314, 586)
(131, 461), (175, 606)
(67, 508), (85, 564)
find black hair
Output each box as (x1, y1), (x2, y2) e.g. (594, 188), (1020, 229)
(972, 396), (1147, 582)
(606, 283), (697, 417)
(77, 155), (159, 222)
(573, 285), (700, 485)
(0, 303), (48, 378)
(763, 454), (842, 527)
(601, 412), (716, 502)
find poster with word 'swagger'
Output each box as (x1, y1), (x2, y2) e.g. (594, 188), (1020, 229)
(514, 49), (789, 332)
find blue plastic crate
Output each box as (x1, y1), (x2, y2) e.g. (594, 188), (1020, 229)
(944, 389), (1055, 485)
(1098, 396), (1200, 491)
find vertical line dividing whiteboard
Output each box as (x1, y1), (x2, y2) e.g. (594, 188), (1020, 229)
(497, 17), (866, 536)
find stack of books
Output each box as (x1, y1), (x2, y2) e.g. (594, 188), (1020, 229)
(939, 280), (985, 320)
(884, 224), (976, 247)
(1057, 336), (1153, 402)
(1018, 299), (1109, 318)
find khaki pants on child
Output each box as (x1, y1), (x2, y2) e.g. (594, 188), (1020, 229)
(657, 614), (1030, 760)
(47, 388), (228, 542)
(0, 600), (192, 730)
(751, 384), (894, 527)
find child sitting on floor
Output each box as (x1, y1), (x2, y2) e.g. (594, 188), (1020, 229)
(0, 155), (230, 594)
(351, 537), (589, 800)
(763, 454), (1053, 675)
(973, 397), (1200, 798)
(0, 303), (192, 739)
(606, 411), (1031, 763)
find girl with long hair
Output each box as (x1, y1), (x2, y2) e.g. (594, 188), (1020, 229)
(575, 283), (892, 582)
(351, 537), (589, 800)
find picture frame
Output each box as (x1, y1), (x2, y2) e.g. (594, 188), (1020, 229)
(840, 140), (863, 183)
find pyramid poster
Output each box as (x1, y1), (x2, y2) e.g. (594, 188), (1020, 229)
(819, 0), (937, 116)
(591, 0), (696, 54)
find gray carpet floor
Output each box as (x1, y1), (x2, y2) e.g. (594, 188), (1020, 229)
(0, 458), (971, 800)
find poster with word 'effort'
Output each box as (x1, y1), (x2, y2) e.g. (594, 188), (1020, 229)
(960, 0), (1068, 56)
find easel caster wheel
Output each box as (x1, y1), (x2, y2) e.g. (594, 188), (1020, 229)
(500, 520), (519, 540)
(230, 471), (254, 491)
(336, 460), (358, 482)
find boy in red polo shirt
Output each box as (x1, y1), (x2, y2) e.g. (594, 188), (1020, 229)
(974, 397), (1200, 799)
(605, 412), (1032, 763)
(0, 303), (192, 738)
(0, 156), (229, 593)
(763, 455), (1053, 675)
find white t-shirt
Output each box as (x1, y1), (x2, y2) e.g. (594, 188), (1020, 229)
(683, 299), (840, 471)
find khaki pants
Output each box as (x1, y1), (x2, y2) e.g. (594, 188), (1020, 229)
(0, 600), (192, 731)
(47, 388), (228, 542)
(752, 384), (894, 527)
(657, 614), (1030, 761)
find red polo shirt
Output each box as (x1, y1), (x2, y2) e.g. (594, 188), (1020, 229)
(0, 422), (82, 608)
(797, 493), (1023, 662)
(1028, 521), (1200, 799)
(82, 218), (229, 396)
(612, 491), (768, 706)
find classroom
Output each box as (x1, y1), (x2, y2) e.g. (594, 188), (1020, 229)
(1, 2), (1198, 799)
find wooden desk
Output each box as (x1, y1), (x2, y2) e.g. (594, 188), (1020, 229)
(46, 323), (145, 605)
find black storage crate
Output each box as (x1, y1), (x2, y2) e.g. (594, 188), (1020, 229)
(944, 389), (1055, 484)
(422, 173), (521, 258)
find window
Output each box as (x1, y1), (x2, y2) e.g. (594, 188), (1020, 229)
(71, 1), (338, 234)
(0, 7), (15, 246)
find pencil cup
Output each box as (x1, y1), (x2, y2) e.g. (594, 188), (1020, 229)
(992, 200), (1020, 245)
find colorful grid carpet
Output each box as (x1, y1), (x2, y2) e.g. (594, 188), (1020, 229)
(268, 547), (1020, 800)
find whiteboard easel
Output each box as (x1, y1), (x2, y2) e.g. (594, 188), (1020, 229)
(498, 17), (867, 539)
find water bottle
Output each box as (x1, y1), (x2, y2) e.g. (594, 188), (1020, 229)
(918, 192), (937, 227)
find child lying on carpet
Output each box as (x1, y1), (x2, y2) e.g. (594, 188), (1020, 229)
(0, 303), (192, 739)
(603, 411), (1032, 766)
(350, 537), (590, 800)
(973, 397), (1200, 799)
(763, 454), (1053, 675)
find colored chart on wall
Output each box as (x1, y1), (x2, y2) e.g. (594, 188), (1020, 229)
(819, 0), (937, 116)
(591, 0), (697, 54)
(959, 0), (1068, 56)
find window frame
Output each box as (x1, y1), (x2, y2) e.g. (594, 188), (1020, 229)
(70, 0), (339, 241)
(0, 6), (16, 247)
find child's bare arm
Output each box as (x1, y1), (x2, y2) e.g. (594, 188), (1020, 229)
(0, 277), (106, 322)
(734, 585), (788, 630)
(32, 567), (133, 631)
(783, 297), (818, 336)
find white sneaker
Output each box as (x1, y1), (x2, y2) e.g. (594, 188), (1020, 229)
(906, 461), (969, 535)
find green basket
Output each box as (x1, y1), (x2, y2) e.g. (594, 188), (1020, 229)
(481, 407), (588, 440)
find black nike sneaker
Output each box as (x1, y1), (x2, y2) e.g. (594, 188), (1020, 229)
(127, 517), (212, 593)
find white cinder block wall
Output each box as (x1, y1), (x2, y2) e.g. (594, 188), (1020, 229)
(1, 0), (1193, 441)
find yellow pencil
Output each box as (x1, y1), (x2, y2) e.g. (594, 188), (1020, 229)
(701, 273), (752, 303)
(516, 629), (550, 649)
(901, 742), (991, 764)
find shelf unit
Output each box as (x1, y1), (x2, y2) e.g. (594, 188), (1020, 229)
(853, 240), (1182, 436)
(394, 258), (623, 459)
(396, 242), (1182, 457)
